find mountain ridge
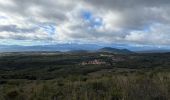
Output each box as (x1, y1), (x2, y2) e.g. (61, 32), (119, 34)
(0, 44), (170, 53)
(98, 47), (133, 54)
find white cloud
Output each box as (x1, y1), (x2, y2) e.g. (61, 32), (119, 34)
(0, 0), (170, 46)
(125, 23), (170, 45)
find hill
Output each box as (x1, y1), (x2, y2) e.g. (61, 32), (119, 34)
(98, 47), (133, 54)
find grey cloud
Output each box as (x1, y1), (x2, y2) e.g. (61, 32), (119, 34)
(0, 0), (69, 22)
(87, 0), (170, 30)
(0, 0), (170, 45)
(0, 25), (37, 33)
(88, 0), (170, 9)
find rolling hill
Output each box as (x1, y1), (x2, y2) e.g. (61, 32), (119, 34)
(98, 47), (133, 54)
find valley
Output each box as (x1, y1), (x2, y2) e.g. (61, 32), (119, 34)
(0, 51), (170, 100)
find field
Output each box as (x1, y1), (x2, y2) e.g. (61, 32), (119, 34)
(0, 52), (170, 100)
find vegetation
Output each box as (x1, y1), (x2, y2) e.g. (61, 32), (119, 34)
(0, 52), (170, 100)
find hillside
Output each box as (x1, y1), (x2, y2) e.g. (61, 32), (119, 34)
(0, 52), (170, 100)
(98, 47), (133, 54)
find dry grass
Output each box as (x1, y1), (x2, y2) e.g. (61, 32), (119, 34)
(0, 72), (170, 100)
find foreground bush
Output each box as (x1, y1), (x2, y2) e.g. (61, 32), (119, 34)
(0, 73), (170, 100)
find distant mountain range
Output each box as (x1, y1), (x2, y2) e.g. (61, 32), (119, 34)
(98, 47), (133, 54)
(0, 44), (102, 52)
(0, 44), (133, 54)
(0, 44), (170, 53)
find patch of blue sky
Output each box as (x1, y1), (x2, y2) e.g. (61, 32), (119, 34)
(91, 17), (103, 28)
(38, 23), (56, 35)
(81, 10), (103, 29)
(0, 39), (54, 46)
(43, 25), (56, 35)
(0, 16), (7, 19)
(82, 11), (92, 20)
(0, 39), (31, 46)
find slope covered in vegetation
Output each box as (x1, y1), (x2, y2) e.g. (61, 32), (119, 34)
(0, 52), (170, 100)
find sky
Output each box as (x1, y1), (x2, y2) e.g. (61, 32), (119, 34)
(0, 0), (170, 49)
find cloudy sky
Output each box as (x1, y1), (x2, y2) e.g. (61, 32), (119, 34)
(0, 0), (170, 48)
